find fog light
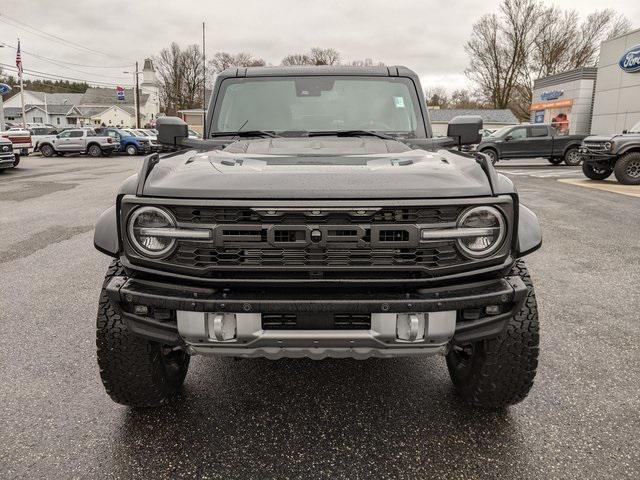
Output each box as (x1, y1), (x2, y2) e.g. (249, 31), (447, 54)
(134, 305), (148, 316)
(396, 313), (425, 342)
(485, 305), (501, 316)
(208, 313), (237, 341)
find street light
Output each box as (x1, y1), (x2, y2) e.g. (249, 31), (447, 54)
(123, 63), (141, 128)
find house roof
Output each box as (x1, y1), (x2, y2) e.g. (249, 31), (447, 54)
(428, 109), (519, 125)
(80, 87), (149, 106)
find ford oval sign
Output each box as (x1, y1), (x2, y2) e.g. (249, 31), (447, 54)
(619, 45), (640, 73)
(0, 83), (12, 95)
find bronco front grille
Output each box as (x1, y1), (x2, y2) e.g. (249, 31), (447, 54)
(122, 200), (514, 281)
(171, 243), (461, 268)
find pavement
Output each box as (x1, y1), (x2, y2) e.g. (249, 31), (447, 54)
(0, 155), (638, 479)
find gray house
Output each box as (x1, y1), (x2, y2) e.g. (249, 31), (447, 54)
(428, 109), (519, 136)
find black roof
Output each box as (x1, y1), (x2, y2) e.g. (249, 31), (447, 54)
(218, 65), (417, 79)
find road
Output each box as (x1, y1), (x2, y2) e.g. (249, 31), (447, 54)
(0, 156), (638, 479)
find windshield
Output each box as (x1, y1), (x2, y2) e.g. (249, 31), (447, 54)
(211, 76), (423, 137)
(630, 121), (640, 133)
(135, 129), (149, 136)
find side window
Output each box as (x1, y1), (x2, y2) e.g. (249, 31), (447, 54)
(509, 127), (527, 140)
(528, 126), (548, 138)
(58, 131), (71, 138)
(86, 130), (96, 137)
(69, 131), (84, 138)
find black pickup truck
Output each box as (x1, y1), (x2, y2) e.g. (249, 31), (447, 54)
(93, 65), (542, 409)
(476, 124), (586, 166)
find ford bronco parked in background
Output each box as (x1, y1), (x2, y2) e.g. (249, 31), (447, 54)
(94, 66), (542, 409)
(580, 121), (640, 185)
(476, 124), (585, 166)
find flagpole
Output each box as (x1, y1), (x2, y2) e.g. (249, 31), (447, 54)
(18, 38), (26, 129)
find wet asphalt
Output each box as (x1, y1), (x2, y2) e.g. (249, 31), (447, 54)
(0, 156), (638, 479)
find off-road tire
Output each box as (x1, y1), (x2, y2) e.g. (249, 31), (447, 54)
(40, 144), (55, 157)
(563, 147), (582, 166)
(613, 152), (640, 185)
(547, 158), (563, 165)
(88, 144), (102, 157)
(480, 148), (498, 165)
(582, 162), (613, 181)
(126, 144), (138, 156)
(446, 260), (539, 409)
(96, 260), (190, 407)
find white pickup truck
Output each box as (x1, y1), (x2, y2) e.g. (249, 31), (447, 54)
(36, 128), (116, 157)
(0, 128), (32, 156)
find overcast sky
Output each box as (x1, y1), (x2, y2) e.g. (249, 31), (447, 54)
(1, 0), (639, 92)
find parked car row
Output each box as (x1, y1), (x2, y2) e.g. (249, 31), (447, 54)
(34, 127), (163, 157)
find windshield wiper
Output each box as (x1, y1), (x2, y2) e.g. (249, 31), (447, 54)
(210, 130), (280, 138)
(308, 130), (395, 140)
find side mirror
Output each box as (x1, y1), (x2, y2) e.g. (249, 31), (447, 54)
(622, 129), (628, 134)
(447, 115), (483, 147)
(158, 117), (189, 146)
(504, 135), (513, 141)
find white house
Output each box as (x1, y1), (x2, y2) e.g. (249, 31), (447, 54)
(3, 58), (160, 128)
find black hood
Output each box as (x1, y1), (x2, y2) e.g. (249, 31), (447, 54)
(142, 137), (493, 199)
(585, 133), (640, 142)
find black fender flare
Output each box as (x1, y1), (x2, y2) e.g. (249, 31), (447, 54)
(618, 146), (640, 157)
(516, 205), (542, 257)
(94, 205), (119, 257)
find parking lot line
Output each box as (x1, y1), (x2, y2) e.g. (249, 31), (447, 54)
(558, 178), (640, 198)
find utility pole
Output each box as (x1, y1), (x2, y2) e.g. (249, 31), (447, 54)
(135, 61), (141, 128)
(202, 21), (206, 138)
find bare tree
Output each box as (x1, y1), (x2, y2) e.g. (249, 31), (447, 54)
(281, 54), (313, 66)
(532, 8), (631, 78)
(154, 42), (187, 115)
(466, 0), (631, 120)
(281, 48), (341, 66)
(425, 87), (450, 108)
(309, 48), (340, 65)
(349, 58), (385, 67)
(154, 43), (208, 115)
(465, 0), (543, 119)
(208, 52), (265, 73)
(449, 89), (487, 109)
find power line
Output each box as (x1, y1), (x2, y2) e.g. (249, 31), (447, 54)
(0, 41), (133, 69)
(0, 13), (134, 62)
(0, 63), (132, 88)
(0, 42), (133, 81)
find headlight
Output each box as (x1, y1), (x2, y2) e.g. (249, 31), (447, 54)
(604, 141), (613, 151)
(455, 206), (506, 258)
(127, 206), (176, 257)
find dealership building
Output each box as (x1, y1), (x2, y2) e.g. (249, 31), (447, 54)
(531, 27), (640, 135)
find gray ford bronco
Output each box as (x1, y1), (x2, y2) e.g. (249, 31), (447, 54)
(580, 121), (640, 185)
(94, 66), (542, 408)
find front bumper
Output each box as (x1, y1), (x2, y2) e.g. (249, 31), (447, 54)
(0, 154), (16, 169)
(105, 274), (528, 359)
(579, 148), (616, 163)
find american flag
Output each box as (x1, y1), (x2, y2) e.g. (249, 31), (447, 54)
(16, 40), (23, 77)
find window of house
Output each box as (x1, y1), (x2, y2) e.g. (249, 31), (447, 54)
(33, 116), (43, 123)
(56, 118), (61, 125)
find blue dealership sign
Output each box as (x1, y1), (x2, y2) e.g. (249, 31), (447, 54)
(541, 90), (563, 101)
(534, 110), (545, 123)
(619, 45), (640, 73)
(0, 83), (11, 95)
